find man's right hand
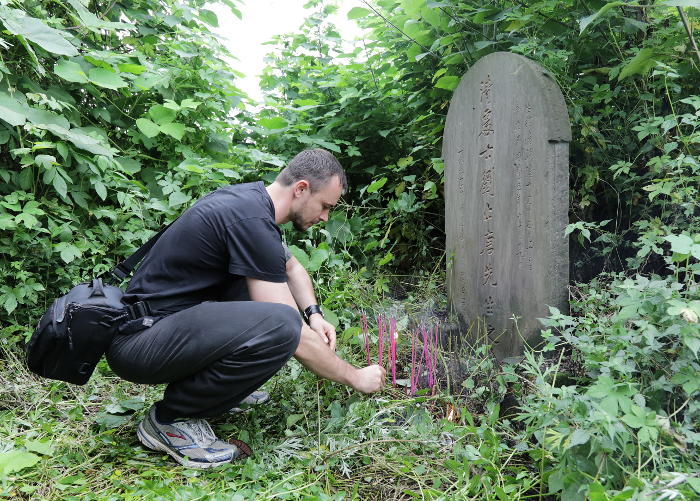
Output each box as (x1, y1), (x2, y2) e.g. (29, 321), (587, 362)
(351, 365), (387, 394)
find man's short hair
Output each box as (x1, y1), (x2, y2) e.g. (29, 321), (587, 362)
(276, 149), (348, 193)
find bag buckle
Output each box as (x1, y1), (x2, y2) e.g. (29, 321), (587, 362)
(124, 301), (152, 320)
(100, 263), (130, 285)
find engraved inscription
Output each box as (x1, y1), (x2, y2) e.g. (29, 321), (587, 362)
(480, 230), (494, 256)
(478, 108), (494, 138)
(483, 202), (492, 221)
(479, 144), (493, 160)
(481, 165), (494, 197)
(483, 263), (497, 287)
(485, 296), (494, 316)
(480, 75), (492, 104)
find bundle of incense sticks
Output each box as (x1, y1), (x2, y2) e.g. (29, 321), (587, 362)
(359, 312), (439, 394)
(377, 313), (386, 367)
(409, 323), (439, 395)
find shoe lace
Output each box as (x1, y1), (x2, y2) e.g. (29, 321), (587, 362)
(184, 419), (218, 447)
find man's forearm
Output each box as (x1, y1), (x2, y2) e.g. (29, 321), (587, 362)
(294, 324), (357, 386)
(294, 325), (386, 393)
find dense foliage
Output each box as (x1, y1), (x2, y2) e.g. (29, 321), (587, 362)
(2, 0), (700, 499)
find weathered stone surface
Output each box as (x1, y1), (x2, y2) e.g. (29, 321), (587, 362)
(443, 52), (571, 361)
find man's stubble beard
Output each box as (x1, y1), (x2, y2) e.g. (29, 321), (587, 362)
(291, 200), (310, 232)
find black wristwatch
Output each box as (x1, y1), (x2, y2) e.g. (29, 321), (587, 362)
(303, 305), (324, 323)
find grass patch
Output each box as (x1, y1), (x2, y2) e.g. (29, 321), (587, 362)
(0, 274), (546, 500)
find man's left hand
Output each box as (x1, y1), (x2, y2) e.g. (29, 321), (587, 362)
(309, 314), (337, 351)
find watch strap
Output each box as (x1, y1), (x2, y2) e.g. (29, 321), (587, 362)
(303, 304), (323, 322)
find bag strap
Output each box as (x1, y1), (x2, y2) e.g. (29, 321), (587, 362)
(107, 219), (177, 285)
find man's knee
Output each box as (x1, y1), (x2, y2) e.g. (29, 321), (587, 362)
(262, 303), (302, 356)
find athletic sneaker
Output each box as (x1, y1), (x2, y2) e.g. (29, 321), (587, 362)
(138, 404), (239, 468)
(230, 390), (270, 413)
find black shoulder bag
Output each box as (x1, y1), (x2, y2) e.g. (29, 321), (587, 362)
(26, 223), (174, 385)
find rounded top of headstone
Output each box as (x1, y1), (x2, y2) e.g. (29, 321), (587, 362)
(448, 52), (571, 143)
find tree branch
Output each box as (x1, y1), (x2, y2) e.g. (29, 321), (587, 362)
(677, 6), (700, 68)
(360, 0), (438, 59)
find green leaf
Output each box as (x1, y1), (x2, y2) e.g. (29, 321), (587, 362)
(117, 63), (146, 74)
(435, 76), (460, 90)
(88, 67), (127, 89)
(71, 192), (88, 209)
(26, 107), (70, 129)
(683, 335), (700, 357)
(307, 248), (329, 272)
(347, 7), (371, 19)
(54, 59), (88, 84)
(397, 156), (413, 168)
(149, 105), (176, 125)
(35, 154), (55, 171)
(24, 440), (54, 456)
(0, 451), (40, 474)
(159, 122), (185, 140)
(115, 157), (141, 174)
(567, 429), (590, 448)
(0, 92), (27, 126)
(53, 173), (68, 198)
(432, 68), (447, 83)
(0, 214), (16, 230)
(578, 2), (625, 34)
(200, 9), (219, 27)
(378, 251), (393, 266)
(9, 16), (78, 56)
(288, 245), (310, 268)
(323, 308), (339, 327)
(168, 191), (191, 208)
(59, 244), (81, 263)
(3, 294), (18, 314)
(286, 414), (304, 428)
(258, 117), (288, 130)
(136, 118), (160, 138)
(619, 49), (658, 80)
(406, 44), (422, 62)
(664, 234), (693, 254)
(18, 168), (33, 191)
(23, 201), (44, 216)
(94, 180), (107, 200)
(367, 177), (388, 193)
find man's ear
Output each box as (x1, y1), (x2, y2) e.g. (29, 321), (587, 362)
(293, 180), (310, 198)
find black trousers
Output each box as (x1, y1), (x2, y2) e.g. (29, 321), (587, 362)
(106, 300), (302, 420)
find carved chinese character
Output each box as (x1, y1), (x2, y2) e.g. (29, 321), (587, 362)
(485, 296), (494, 316)
(483, 263), (497, 287)
(480, 75), (492, 104)
(479, 144), (493, 160)
(478, 109), (494, 138)
(480, 230), (494, 256)
(483, 202), (492, 221)
(481, 166), (494, 197)
(487, 324), (496, 339)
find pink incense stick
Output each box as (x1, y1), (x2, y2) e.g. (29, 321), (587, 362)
(378, 314), (384, 367)
(390, 315), (397, 386)
(411, 327), (418, 395)
(360, 311), (370, 366)
(421, 324), (431, 388)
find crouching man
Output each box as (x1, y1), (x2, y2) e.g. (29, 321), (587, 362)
(107, 149), (386, 468)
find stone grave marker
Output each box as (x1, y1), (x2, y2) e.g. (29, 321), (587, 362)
(443, 52), (571, 362)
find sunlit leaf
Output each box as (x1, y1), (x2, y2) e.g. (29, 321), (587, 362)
(347, 7), (371, 20)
